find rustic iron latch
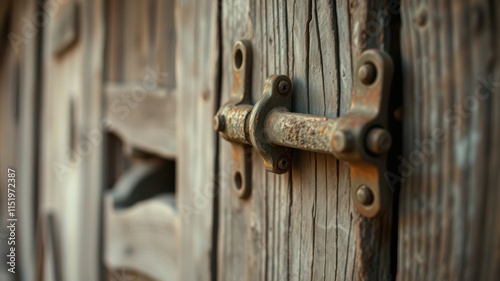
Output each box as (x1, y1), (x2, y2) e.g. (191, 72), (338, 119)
(213, 40), (393, 218)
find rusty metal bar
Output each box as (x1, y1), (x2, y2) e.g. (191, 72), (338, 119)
(264, 111), (338, 155)
(214, 40), (394, 218)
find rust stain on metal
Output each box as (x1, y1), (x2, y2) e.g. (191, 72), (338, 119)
(214, 46), (394, 217)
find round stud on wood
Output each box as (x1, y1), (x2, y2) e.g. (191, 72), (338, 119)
(358, 63), (377, 85)
(356, 185), (374, 206)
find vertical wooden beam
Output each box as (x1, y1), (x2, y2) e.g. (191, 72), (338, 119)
(17, 0), (40, 279)
(175, 0), (220, 280)
(217, 0), (394, 280)
(399, 0), (500, 279)
(78, 0), (105, 279)
(39, 0), (105, 280)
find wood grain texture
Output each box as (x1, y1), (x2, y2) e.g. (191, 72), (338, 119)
(104, 195), (178, 281)
(0, 0), (41, 280)
(218, 0), (394, 280)
(398, 0), (500, 280)
(1, 1), (23, 280)
(39, 0), (105, 280)
(104, 83), (176, 158)
(79, 0), (106, 279)
(105, 0), (176, 157)
(175, 0), (220, 280)
(106, 0), (175, 87)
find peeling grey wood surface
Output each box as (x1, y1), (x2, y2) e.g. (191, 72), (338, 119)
(218, 1), (394, 280)
(398, 0), (500, 280)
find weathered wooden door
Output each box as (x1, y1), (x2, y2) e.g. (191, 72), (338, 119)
(3, 0), (499, 280)
(214, 1), (399, 280)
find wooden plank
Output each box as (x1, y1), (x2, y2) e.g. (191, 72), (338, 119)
(52, 3), (79, 56)
(39, 0), (105, 280)
(0, 2), (21, 280)
(104, 195), (178, 281)
(105, 0), (122, 82)
(153, 0), (176, 87)
(106, 0), (176, 86)
(104, 82), (176, 158)
(16, 0), (41, 279)
(0, 0), (41, 280)
(122, 0), (151, 82)
(78, 0), (106, 279)
(218, 0), (394, 280)
(104, 0), (176, 156)
(398, 0), (500, 279)
(175, 0), (219, 280)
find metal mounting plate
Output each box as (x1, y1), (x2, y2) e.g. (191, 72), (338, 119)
(214, 40), (394, 217)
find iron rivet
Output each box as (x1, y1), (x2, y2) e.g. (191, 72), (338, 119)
(332, 130), (353, 153)
(213, 115), (225, 132)
(366, 128), (392, 155)
(358, 63), (377, 85)
(278, 80), (290, 95)
(356, 185), (374, 206)
(277, 156), (290, 171)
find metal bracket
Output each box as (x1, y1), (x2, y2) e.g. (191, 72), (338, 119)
(214, 41), (394, 217)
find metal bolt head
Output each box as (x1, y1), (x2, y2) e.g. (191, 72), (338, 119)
(278, 80), (290, 95)
(358, 63), (377, 85)
(213, 115), (225, 132)
(366, 128), (392, 155)
(332, 130), (353, 153)
(277, 156), (290, 171)
(356, 185), (374, 206)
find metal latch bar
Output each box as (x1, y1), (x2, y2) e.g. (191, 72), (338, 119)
(214, 40), (394, 217)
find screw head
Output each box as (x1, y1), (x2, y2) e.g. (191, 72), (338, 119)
(358, 63), (377, 85)
(366, 128), (392, 155)
(278, 80), (290, 95)
(277, 156), (290, 171)
(213, 115), (225, 132)
(332, 130), (353, 153)
(356, 185), (374, 206)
